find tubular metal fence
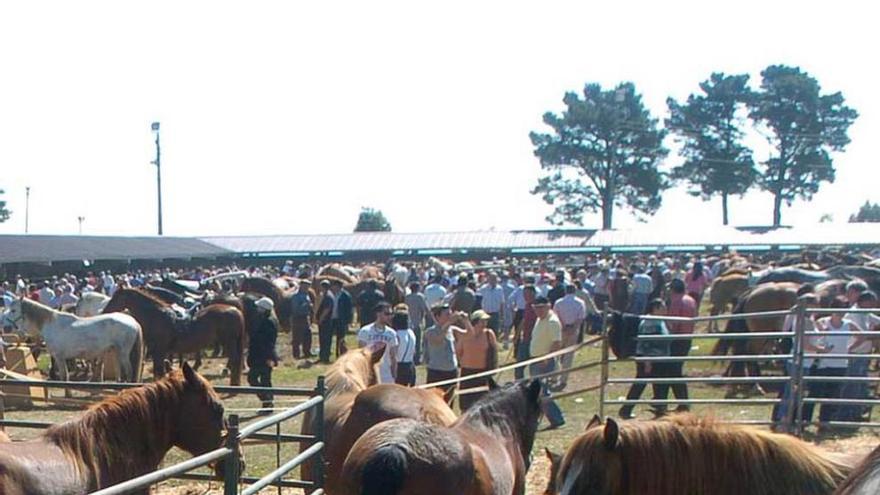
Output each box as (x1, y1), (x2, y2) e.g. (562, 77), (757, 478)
(0, 377), (326, 495)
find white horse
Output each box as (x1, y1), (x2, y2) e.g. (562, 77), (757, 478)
(5, 298), (144, 393)
(74, 291), (110, 317)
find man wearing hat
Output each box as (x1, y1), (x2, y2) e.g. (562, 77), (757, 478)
(530, 296), (566, 429)
(290, 280), (314, 359)
(249, 297), (280, 414)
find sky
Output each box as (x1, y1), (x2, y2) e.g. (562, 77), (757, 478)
(0, 1), (877, 237)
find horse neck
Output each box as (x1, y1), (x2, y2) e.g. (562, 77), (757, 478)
(22, 298), (59, 333)
(325, 357), (373, 400)
(46, 383), (180, 486)
(458, 395), (536, 468)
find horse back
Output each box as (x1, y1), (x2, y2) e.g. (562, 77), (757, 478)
(0, 440), (89, 495)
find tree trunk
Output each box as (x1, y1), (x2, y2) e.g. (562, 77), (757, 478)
(773, 193), (783, 227)
(602, 202), (613, 229)
(722, 192), (729, 226)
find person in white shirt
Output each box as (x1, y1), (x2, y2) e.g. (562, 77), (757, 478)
(478, 272), (506, 333)
(553, 285), (587, 389)
(811, 296), (865, 427)
(391, 307), (417, 386)
(357, 302), (399, 384)
(839, 290), (880, 422)
(628, 265), (653, 314)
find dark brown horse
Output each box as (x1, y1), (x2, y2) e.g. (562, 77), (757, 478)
(300, 344), (457, 494)
(339, 379), (543, 495)
(104, 289), (245, 384)
(554, 414), (852, 495)
(835, 444), (880, 495)
(240, 276), (294, 331)
(0, 362), (229, 494)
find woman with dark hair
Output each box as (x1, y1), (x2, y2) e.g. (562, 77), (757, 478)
(392, 306), (417, 386)
(811, 296), (864, 430)
(684, 261), (710, 307)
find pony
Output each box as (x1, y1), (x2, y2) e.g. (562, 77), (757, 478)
(6, 297), (144, 389)
(339, 379), (543, 495)
(0, 362), (230, 494)
(712, 281), (799, 396)
(836, 444), (880, 495)
(300, 344), (457, 494)
(554, 414), (852, 495)
(74, 292), (110, 317)
(103, 289), (244, 384)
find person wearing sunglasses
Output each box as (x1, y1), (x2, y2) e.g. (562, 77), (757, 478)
(357, 302), (399, 383)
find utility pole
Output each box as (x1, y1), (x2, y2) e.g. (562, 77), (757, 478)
(25, 186), (30, 234)
(151, 122), (163, 235)
(77, 216), (85, 235)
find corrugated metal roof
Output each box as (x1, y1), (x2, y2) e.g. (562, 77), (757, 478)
(757, 223), (880, 246)
(583, 226), (759, 247)
(0, 235), (232, 264)
(201, 231), (589, 253)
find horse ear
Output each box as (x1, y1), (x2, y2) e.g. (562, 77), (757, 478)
(182, 361), (201, 388)
(603, 418), (619, 451)
(585, 414), (602, 431)
(487, 377), (500, 391)
(163, 359), (173, 375)
(368, 341), (386, 364)
(526, 378), (542, 404)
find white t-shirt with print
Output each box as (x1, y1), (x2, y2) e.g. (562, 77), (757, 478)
(357, 323), (399, 383)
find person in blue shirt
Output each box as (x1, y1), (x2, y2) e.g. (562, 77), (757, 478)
(619, 298), (671, 419)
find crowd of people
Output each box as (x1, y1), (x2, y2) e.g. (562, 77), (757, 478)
(4, 250), (880, 429)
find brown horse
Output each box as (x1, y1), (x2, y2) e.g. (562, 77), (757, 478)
(339, 379), (543, 495)
(554, 414), (852, 495)
(104, 289), (245, 384)
(712, 281), (799, 395)
(835, 443), (880, 495)
(300, 344), (457, 494)
(0, 362), (229, 494)
(708, 273), (750, 328)
(240, 276), (295, 331)
(543, 448), (563, 495)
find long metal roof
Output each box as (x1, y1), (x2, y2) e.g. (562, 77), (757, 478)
(0, 235), (233, 264)
(201, 230), (589, 254)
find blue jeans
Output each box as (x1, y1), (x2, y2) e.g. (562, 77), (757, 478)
(836, 357), (871, 422)
(530, 359), (565, 426)
(628, 292), (648, 314)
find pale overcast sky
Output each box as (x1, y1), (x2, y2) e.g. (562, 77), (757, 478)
(0, 1), (877, 236)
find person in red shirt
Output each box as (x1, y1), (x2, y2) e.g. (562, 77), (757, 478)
(664, 278), (697, 411)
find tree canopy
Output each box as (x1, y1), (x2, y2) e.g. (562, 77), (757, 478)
(749, 65), (858, 226)
(530, 82), (669, 229)
(354, 207), (392, 232)
(0, 189), (10, 224)
(667, 73), (757, 225)
(850, 201), (880, 223)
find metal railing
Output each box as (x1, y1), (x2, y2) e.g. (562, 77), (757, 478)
(0, 377), (326, 495)
(599, 304), (880, 436)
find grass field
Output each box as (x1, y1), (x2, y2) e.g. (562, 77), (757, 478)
(4, 313), (880, 494)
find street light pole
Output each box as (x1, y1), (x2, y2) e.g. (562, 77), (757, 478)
(25, 186), (30, 234)
(151, 122), (163, 236)
(77, 216), (85, 235)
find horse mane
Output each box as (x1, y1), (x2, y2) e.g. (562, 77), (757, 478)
(456, 382), (540, 466)
(325, 348), (375, 397)
(115, 287), (171, 309)
(568, 414), (851, 495)
(44, 370), (189, 486)
(836, 444), (880, 495)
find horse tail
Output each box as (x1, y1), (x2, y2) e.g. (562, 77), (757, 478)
(228, 309), (245, 386)
(129, 324), (145, 382)
(360, 444), (408, 495)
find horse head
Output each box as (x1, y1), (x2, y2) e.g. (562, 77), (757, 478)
(3, 298), (39, 338)
(543, 448), (563, 495)
(172, 362), (238, 477)
(555, 416), (622, 495)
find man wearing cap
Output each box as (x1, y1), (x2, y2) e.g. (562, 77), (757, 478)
(455, 309), (498, 411)
(290, 280), (314, 359)
(249, 297), (280, 414)
(530, 296), (566, 429)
